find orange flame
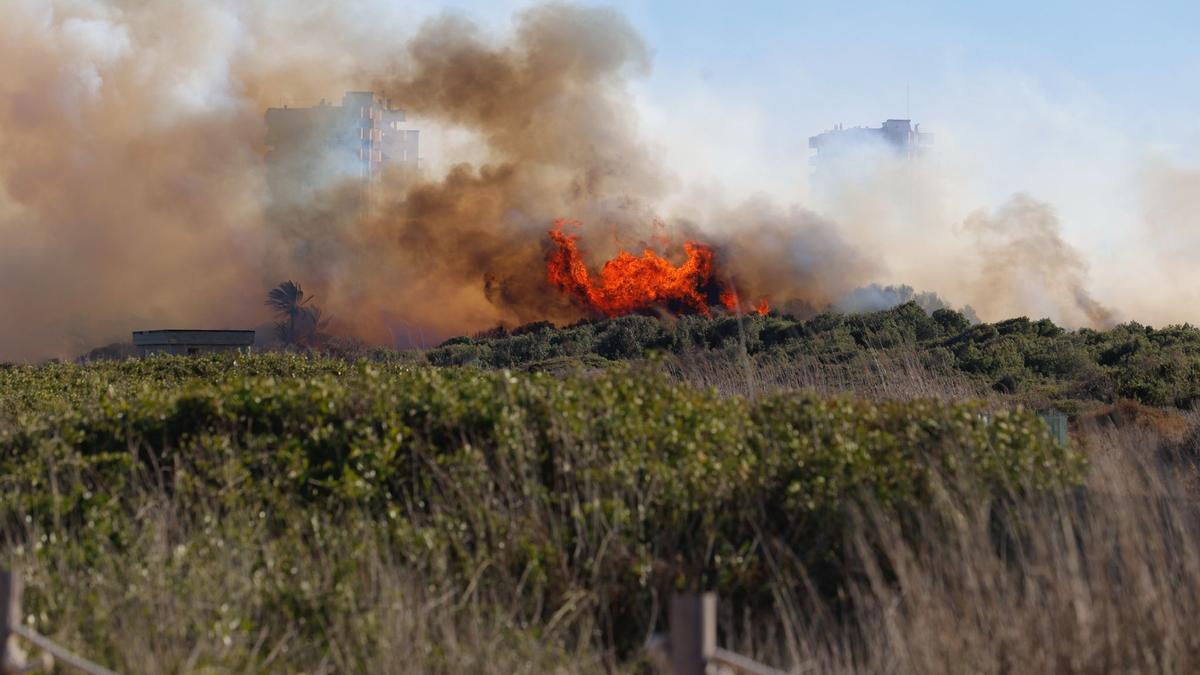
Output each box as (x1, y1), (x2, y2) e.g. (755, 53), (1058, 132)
(546, 219), (768, 317)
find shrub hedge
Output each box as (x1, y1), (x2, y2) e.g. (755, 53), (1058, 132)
(0, 355), (1082, 662)
(423, 303), (1200, 409)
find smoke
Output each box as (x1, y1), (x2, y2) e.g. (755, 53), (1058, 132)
(331, 4), (665, 342)
(790, 126), (1128, 329)
(707, 198), (877, 317)
(0, 1), (260, 362)
(1123, 159), (1200, 325)
(961, 194), (1116, 328)
(277, 3), (871, 345)
(0, 0), (393, 362)
(837, 284), (978, 322)
(0, 1), (1161, 361)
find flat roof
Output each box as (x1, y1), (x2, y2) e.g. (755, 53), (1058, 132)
(133, 329), (256, 346)
(133, 329), (255, 335)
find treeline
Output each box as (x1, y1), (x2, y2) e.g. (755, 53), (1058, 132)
(426, 303), (1200, 409)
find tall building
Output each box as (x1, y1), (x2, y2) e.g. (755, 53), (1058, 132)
(264, 91), (419, 212)
(808, 118), (931, 162)
(262, 91), (421, 286)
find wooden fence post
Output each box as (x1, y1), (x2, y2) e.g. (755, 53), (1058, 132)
(669, 592), (716, 675)
(0, 569), (111, 675)
(1, 570), (24, 675)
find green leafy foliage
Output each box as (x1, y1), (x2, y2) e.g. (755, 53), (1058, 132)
(428, 304), (1200, 409)
(0, 354), (1081, 666)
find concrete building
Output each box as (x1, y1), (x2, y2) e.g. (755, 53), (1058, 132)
(265, 91), (419, 183)
(133, 330), (255, 357)
(262, 91), (421, 274)
(264, 91), (420, 227)
(808, 118), (931, 161)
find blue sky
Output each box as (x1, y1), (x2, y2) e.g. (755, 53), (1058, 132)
(442, 0), (1200, 157)
(646, 1), (1197, 139)
(419, 1), (1200, 240)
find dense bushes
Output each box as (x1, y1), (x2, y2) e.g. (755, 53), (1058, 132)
(0, 355), (1081, 668)
(424, 303), (1200, 409)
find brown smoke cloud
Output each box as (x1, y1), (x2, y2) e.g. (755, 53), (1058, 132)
(0, 1), (1128, 361)
(0, 0), (382, 361)
(0, 2), (266, 362)
(961, 194), (1116, 328)
(324, 4), (666, 343)
(703, 198), (878, 317)
(276, 3), (871, 346)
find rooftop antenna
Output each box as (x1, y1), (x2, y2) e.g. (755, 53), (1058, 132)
(906, 83), (910, 120)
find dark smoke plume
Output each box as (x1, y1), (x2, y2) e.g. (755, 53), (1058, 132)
(265, 5), (664, 345)
(0, 1), (1127, 361)
(278, 3), (871, 345)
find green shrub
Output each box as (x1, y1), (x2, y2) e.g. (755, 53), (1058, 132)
(594, 315), (667, 359)
(416, 305), (1200, 410)
(0, 355), (1083, 664)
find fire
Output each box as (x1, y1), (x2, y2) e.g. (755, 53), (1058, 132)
(546, 219), (768, 317)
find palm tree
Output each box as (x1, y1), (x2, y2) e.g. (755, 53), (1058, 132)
(265, 281), (321, 347)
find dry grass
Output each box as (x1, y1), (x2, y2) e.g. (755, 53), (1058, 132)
(663, 329), (1200, 675)
(744, 419), (1200, 674)
(14, 428), (1200, 675)
(9, 492), (602, 674)
(28, 423), (1200, 674)
(665, 345), (989, 403)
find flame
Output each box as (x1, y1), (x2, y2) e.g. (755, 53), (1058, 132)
(717, 289), (770, 316)
(546, 219), (769, 317)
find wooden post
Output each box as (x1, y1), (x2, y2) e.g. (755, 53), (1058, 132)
(669, 592), (716, 675)
(1, 570), (25, 675)
(1038, 409), (1069, 448)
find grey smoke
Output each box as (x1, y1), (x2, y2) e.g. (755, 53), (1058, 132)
(837, 283), (979, 323)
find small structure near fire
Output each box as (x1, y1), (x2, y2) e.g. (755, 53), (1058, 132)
(132, 329), (255, 357)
